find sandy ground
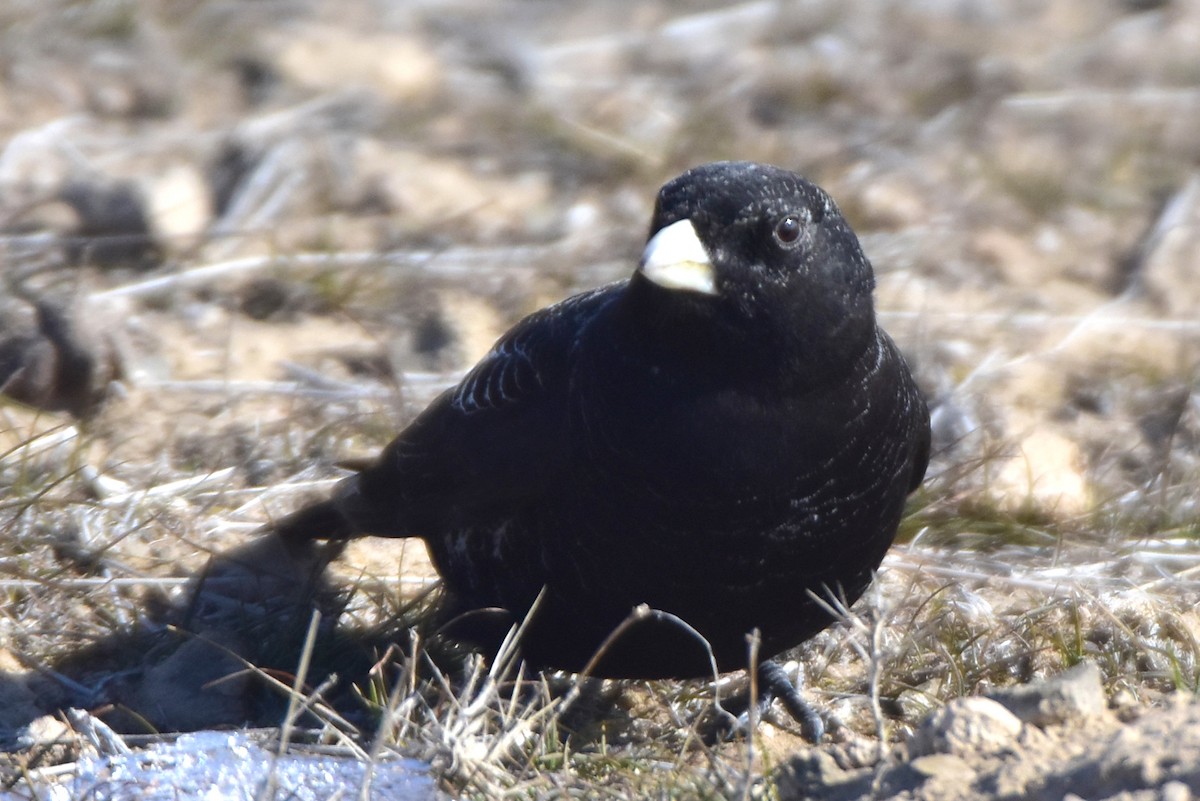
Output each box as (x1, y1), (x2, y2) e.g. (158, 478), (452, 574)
(2, 0), (1200, 798)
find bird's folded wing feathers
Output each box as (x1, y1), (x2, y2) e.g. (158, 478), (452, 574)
(346, 284), (622, 533)
(450, 325), (546, 414)
(450, 284), (617, 414)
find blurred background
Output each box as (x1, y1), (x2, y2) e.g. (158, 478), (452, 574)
(3, 0), (1199, 520)
(2, 0), (1200, 763)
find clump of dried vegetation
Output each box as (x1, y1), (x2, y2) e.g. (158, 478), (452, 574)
(2, 313), (1199, 800)
(3, 0), (1200, 797)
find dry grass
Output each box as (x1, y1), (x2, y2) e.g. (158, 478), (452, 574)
(0, 223), (1198, 800)
(3, 311), (1200, 799)
(2, 0), (1200, 797)
(1, 217), (1199, 799)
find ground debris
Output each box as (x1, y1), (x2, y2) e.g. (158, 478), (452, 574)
(986, 660), (1108, 727)
(777, 683), (1200, 801)
(909, 697), (1023, 758)
(2, 0), (1200, 798)
(5, 731), (441, 801)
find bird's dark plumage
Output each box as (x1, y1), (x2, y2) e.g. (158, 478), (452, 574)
(275, 161), (930, 681)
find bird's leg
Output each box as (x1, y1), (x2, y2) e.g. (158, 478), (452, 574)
(756, 660), (825, 743)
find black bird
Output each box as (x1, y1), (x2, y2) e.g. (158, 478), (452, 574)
(275, 161), (929, 735)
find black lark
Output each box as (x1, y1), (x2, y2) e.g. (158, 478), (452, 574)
(274, 161), (931, 740)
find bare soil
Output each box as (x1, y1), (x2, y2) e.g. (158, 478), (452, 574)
(2, 1), (1200, 798)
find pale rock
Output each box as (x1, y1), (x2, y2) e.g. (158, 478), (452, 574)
(909, 696), (1023, 758)
(19, 714), (72, 748)
(0, 122), (75, 202)
(272, 26), (442, 105)
(143, 163), (212, 254)
(987, 662), (1108, 727)
(1162, 780), (1192, 801)
(972, 226), (1041, 288)
(857, 175), (929, 229)
(991, 426), (1090, 515)
(359, 145), (551, 238)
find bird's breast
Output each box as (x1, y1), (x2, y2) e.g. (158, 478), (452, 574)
(572, 367), (867, 505)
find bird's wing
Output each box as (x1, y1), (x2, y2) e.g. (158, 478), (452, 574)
(449, 318), (552, 415)
(342, 283), (622, 536)
(452, 282), (619, 413)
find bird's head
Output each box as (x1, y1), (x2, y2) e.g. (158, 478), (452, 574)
(634, 161), (878, 373)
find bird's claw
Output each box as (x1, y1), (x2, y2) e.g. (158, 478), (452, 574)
(754, 661), (825, 743)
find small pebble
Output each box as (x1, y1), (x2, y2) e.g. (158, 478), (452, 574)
(910, 697), (1022, 758)
(987, 662), (1107, 727)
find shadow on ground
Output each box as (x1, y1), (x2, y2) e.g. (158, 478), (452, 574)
(5, 533), (642, 753)
(9, 535), (383, 738)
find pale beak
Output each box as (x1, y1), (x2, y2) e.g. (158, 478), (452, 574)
(638, 219), (717, 296)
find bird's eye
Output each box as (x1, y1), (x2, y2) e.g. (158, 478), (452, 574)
(774, 215), (802, 245)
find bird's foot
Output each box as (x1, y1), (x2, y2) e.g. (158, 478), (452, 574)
(755, 660), (824, 743)
(708, 660), (824, 744)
